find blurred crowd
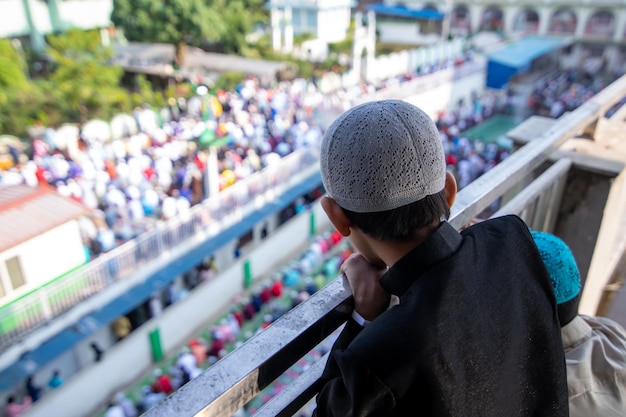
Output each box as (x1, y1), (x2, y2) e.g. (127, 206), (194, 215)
(100, 229), (350, 417)
(2, 46), (623, 417)
(0, 53), (482, 261)
(526, 69), (620, 119)
(435, 90), (512, 191)
(0, 77), (326, 258)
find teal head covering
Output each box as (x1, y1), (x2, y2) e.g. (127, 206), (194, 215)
(530, 230), (581, 326)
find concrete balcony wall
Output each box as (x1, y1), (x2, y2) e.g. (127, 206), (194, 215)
(553, 167), (613, 286)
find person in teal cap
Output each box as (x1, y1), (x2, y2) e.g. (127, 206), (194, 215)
(531, 230), (626, 417)
(47, 369), (63, 389)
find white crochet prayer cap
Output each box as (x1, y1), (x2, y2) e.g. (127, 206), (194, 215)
(320, 100), (446, 213)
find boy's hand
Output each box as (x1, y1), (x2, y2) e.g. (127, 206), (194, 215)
(341, 253), (390, 321)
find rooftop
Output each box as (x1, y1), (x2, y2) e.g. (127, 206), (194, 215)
(0, 185), (89, 252)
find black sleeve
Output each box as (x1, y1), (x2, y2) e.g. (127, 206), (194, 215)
(313, 319), (396, 417)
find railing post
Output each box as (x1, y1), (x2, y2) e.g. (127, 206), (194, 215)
(38, 289), (52, 322)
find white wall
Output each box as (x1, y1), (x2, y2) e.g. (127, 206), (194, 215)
(319, 38), (467, 91)
(378, 21), (422, 44)
(317, 7), (351, 43)
(0, 0), (29, 38)
(57, 0), (113, 30)
(403, 69), (487, 120)
(22, 202), (332, 417)
(28, 0), (53, 35)
(0, 221), (86, 305)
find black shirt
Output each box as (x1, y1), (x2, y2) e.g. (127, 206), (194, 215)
(315, 216), (568, 417)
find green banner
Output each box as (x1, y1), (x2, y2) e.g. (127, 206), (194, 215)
(244, 260), (252, 289)
(149, 328), (163, 362)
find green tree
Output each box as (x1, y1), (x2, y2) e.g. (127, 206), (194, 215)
(220, 0), (269, 54)
(0, 39), (28, 89)
(45, 29), (130, 123)
(111, 0), (226, 68)
(214, 71), (246, 92)
(219, 0), (251, 55)
(0, 30), (171, 137)
(0, 84), (49, 136)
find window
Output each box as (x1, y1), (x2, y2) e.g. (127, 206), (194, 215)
(6, 256), (25, 290)
(238, 229), (254, 248)
(293, 10), (302, 27)
(0, 278), (5, 298)
(306, 10), (317, 30)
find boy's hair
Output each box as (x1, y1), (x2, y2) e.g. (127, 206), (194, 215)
(342, 190), (450, 241)
(320, 100), (446, 214)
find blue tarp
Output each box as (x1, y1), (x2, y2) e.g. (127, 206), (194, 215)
(487, 60), (524, 90)
(486, 36), (571, 89)
(367, 3), (444, 20)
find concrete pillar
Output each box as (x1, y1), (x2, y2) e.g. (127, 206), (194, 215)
(367, 10), (376, 58)
(470, 5), (482, 34)
(504, 5), (519, 35)
(354, 11), (363, 33)
(613, 9), (626, 43)
(21, 0), (45, 53)
(441, 0), (453, 40)
(575, 8), (592, 39)
(271, 8), (282, 52)
(47, 0), (61, 32)
(537, 7), (552, 36)
(284, 7), (293, 53)
(352, 12), (364, 77)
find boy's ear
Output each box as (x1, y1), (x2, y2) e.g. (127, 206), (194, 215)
(444, 171), (457, 208)
(321, 196), (351, 237)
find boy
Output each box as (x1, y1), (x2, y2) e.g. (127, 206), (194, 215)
(314, 100), (568, 416)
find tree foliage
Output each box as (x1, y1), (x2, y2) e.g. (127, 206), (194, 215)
(45, 29), (129, 123)
(219, 1), (250, 55)
(111, 0), (269, 63)
(111, 0), (226, 67)
(0, 29), (164, 137)
(0, 39), (28, 89)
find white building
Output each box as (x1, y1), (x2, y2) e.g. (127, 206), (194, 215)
(267, 0), (356, 54)
(0, 0), (113, 51)
(0, 185), (89, 307)
(377, 0), (626, 42)
(366, 1), (626, 80)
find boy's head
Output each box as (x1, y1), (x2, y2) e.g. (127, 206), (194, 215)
(320, 100), (455, 243)
(531, 230), (581, 326)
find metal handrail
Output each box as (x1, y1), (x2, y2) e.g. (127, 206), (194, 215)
(144, 74), (626, 417)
